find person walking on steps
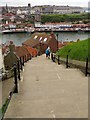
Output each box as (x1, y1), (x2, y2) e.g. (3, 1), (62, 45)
(45, 47), (50, 59)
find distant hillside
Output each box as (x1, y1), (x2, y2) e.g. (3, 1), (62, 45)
(57, 38), (90, 61)
(41, 13), (89, 23)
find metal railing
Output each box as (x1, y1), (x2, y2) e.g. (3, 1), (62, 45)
(0, 63), (20, 120)
(1, 54), (32, 120)
(85, 57), (90, 76)
(51, 53), (90, 77)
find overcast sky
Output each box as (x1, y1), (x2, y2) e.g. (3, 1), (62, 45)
(0, 0), (89, 7)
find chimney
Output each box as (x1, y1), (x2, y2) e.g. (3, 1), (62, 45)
(50, 32), (55, 38)
(28, 3), (31, 18)
(9, 41), (15, 52)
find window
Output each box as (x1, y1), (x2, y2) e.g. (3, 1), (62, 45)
(34, 35), (38, 39)
(43, 38), (47, 42)
(39, 37), (42, 41)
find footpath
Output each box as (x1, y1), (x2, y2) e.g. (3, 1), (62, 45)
(4, 54), (88, 118)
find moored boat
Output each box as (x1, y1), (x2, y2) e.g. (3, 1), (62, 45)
(2, 29), (27, 34)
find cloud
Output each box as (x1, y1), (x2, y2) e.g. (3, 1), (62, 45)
(0, 0), (89, 7)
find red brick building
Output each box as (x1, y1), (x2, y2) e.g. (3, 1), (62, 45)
(15, 46), (30, 62)
(3, 41), (38, 69)
(22, 32), (58, 55)
(25, 46), (38, 57)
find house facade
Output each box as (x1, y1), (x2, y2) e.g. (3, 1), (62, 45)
(31, 5), (84, 15)
(22, 32), (58, 55)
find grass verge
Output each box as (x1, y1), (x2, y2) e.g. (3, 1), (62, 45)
(57, 38), (90, 61)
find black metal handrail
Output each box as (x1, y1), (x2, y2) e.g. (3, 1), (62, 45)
(1, 53), (33, 119)
(0, 64), (18, 120)
(51, 53), (90, 77)
(1, 60), (21, 119)
(85, 57), (90, 76)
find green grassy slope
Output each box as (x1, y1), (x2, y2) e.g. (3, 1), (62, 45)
(41, 13), (89, 23)
(57, 38), (90, 61)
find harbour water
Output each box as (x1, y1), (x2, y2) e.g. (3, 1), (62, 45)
(0, 32), (89, 45)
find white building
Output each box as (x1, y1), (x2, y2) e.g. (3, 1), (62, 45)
(17, 9), (22, 15)
(10, 15), (15, 22)
(31, 5), (84, 14)
(53, 6), (84, 14)
(31, 6), (41, 14)
(16, 9), (28, 16)
(9, 24), (16, 29)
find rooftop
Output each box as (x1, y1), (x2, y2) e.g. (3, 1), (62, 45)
(22, 32), (55, 47)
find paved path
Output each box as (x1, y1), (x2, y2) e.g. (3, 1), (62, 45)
(0, 81), (2, 108)
(5, 55), (88, 118)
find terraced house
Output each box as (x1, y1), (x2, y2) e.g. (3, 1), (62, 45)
(22, 32), (58, 55)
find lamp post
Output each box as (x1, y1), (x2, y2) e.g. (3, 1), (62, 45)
(56, 33), (58, 51)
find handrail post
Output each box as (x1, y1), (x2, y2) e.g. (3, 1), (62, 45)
(30, 54), (32, 60)
(25, 55), (27, 62)
(85, 57), (88, 76)
(23, 56), (24, 66)
(26, 54), (28, 61)
(17, 61), (21, 80)
(66, 55), (68, 68)
(51, 53), (53, 61)
(53, 54), (55, 62)
(13, 64), (18, 93)
(58, 55), (60, 65)
(28, 54), (29, 61)
(20, 57), (23, 71)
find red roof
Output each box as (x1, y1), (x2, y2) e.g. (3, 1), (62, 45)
(25, 46), (38, 57)
(22, 32), (56, 47)
(26, 24), (33, 27)
(73, 24), (88, 27)
(4, 13), (15, 17)
(58, 41), (70, 48)
(15, 46), (29, 58)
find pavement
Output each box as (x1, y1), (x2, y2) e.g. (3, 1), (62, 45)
(4, 54), (88, 118)
(0, 81), (2, 108)
(2, 78), (14, 105)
